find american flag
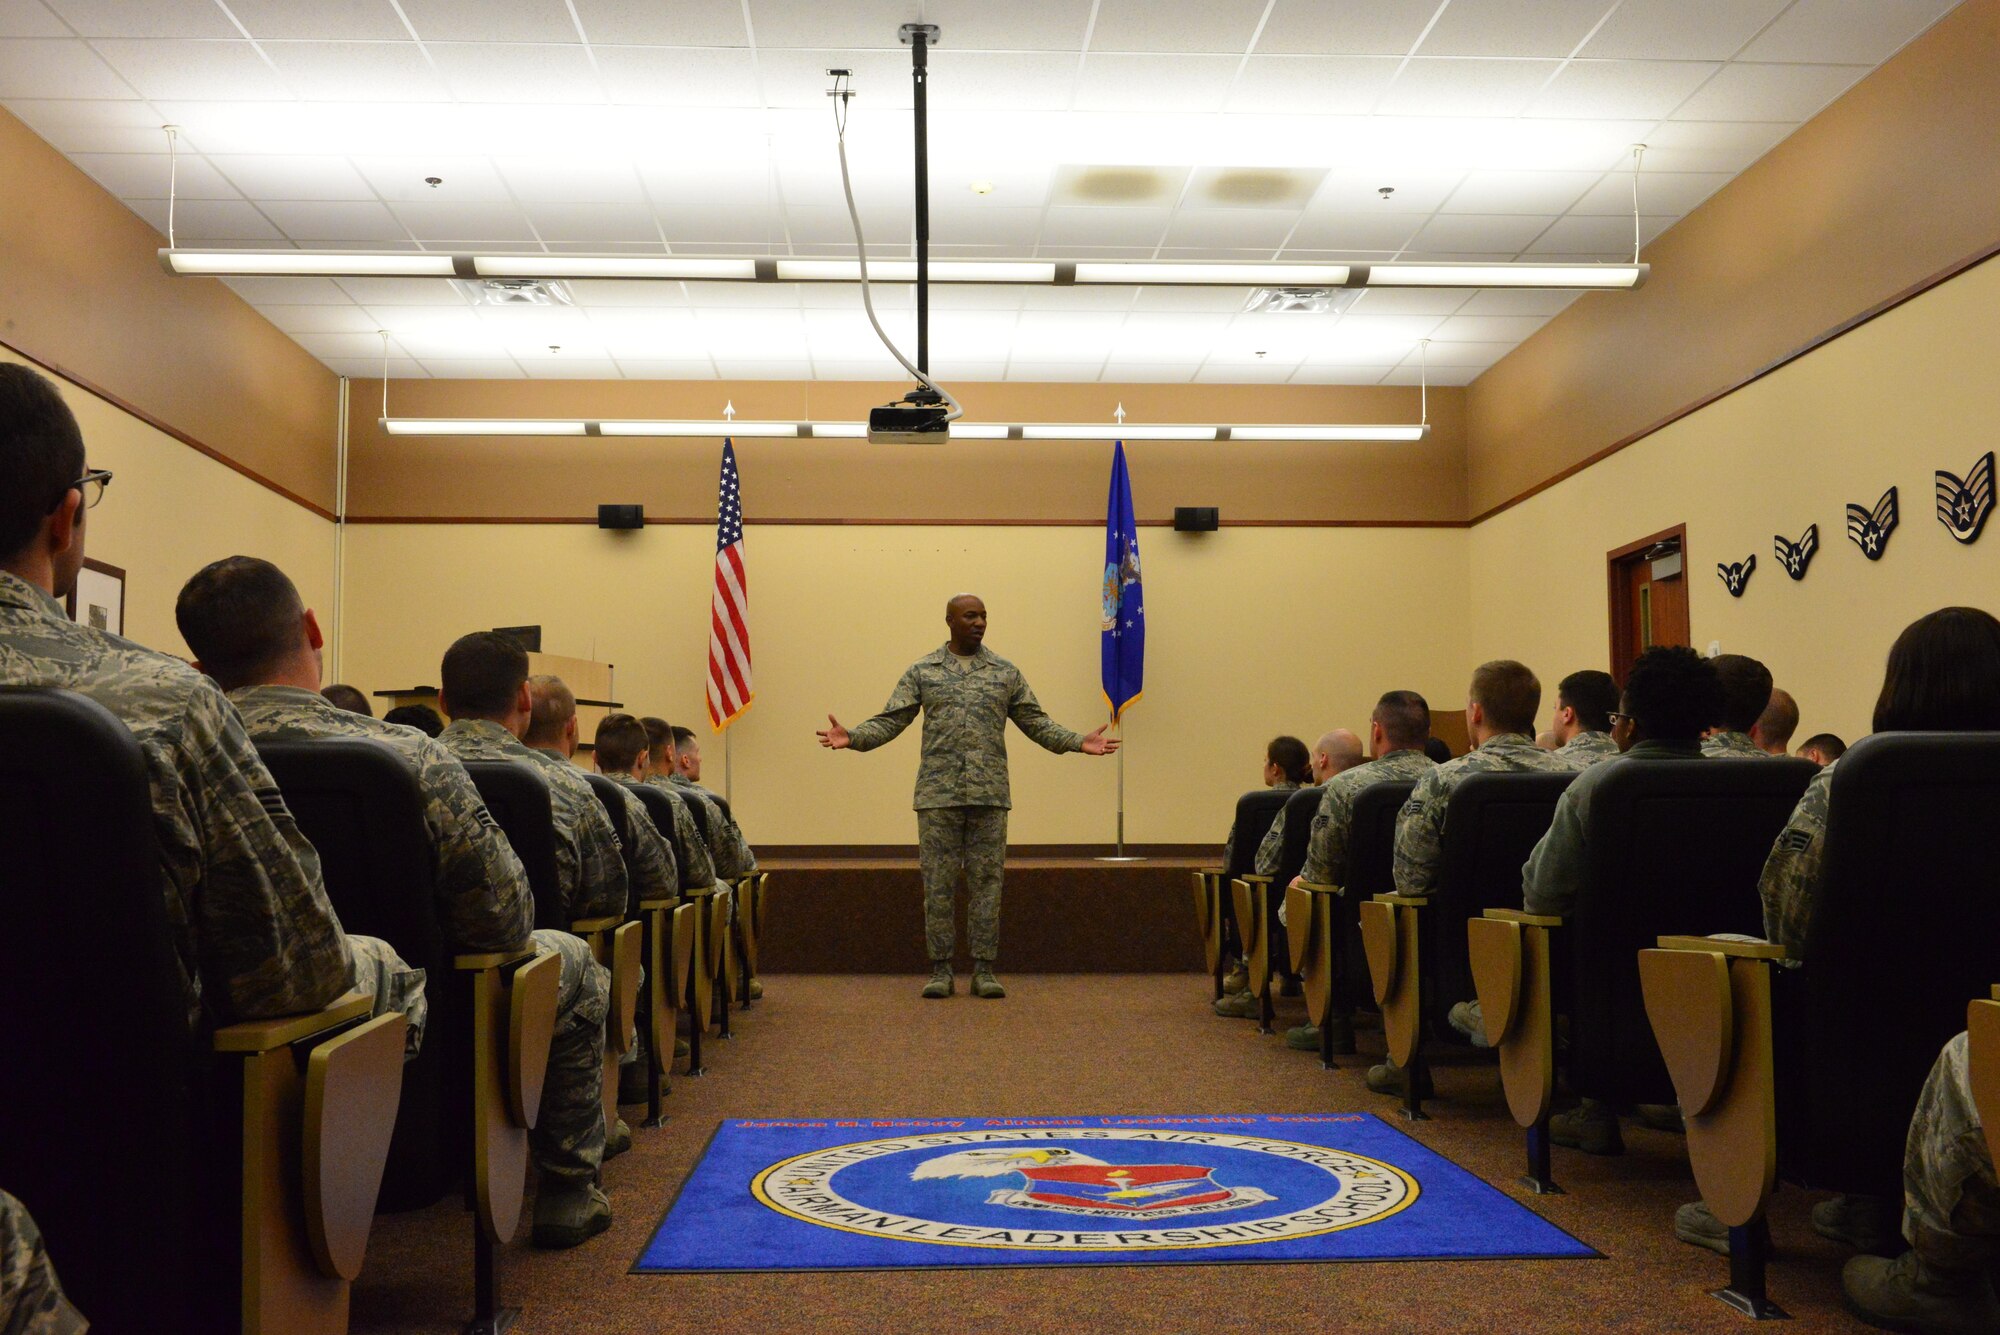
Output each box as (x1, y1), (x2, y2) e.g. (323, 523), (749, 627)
(706, 440), (753, 728)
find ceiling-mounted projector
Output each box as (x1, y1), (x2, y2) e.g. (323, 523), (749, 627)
(868, 388), (950, 443)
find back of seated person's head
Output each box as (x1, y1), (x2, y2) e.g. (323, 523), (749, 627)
(1622, 645), (1724, 743)
(594, 713), (649, 775)
(1796, 731), (1846, 765)
(322, 684), (371, 716)
(640, 715), (675, 767)
(0, 364), (86, 587)
(1535, 729), (1560, 751)
(1872, 606), (2000, 732)
(440, 631), (529, 721)
(1314, 729), (1363, 777)
(383, 704), (445, 737)
(1556, 669), (1617, 733)
(1752, 686), (1798, 751)
(174, 555), (310, 692)
(1470, 660), (1540, 736)
(1710, 654), (1773, 733)
(1266, 735), (1311, 785)
(523, 674), (575, 747)
(1373, 690), (1430, 751)
(1424, 737), (1452, 763)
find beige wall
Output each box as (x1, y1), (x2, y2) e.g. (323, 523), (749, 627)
(339, 522), (1468, 845)
(1, 346), (336, 660)
(1467, 254), (2000, 747)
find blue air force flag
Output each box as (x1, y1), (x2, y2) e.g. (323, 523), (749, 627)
(1101, 440), (1145, 720)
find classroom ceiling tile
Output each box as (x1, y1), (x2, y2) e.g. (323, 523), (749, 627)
(921, 0), (1094, 53)
(1578, 0), (1791, 61)
(1254, 0), (1442, 57)
(210, 154), (377, 200)
(1670, 61), (1869, 122)
(426, 41), (603, 102)
(0, 39), (133, 97)
(90, 40), (293, 100)
(0, 1), (64, 38)
(1528, 59), (1721, 120)
(570, 0), (749, 47)
(227, 1), (415, 42)
(1416, 0), (1619, 59)
(1409, 212), (1557, 253)
(1572, 169), (1731, 216)
(1439, 170), (1600, 215)
(591, 45), (760, 106)
(1737, 0), (1960, 65)
(222, 275), (357, 305)
(744, 0), (909, 50)
(1375, 58), (1563, 118)
(1223, 56), (1401, 115)
(1087, 0), (1270, 54)
(74, 150), (235, 198)
(259, 199), (409, 241)
(397, 0), (580, 44)
(260, 41), (452, 103)
(42, 0), (237, 38)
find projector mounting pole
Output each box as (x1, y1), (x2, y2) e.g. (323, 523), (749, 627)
(901, 23), (938, 379)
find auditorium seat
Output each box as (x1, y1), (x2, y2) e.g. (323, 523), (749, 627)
(1640, 733), (2000, 1315)
(257, 738), (562, 1330)
(1360, 772), (1574, 1119)
(628, 783), (718, 1076)
(1234, 784), (1322, 1033)
(1193, 787), (1290, 1000)
(1973, 987), (2000, 1167)
(577, 773), (649, 1129)
(732, 869), (769, 1007)
(1288, 779), (1415, 1069)
(0, 687), (407, 1334)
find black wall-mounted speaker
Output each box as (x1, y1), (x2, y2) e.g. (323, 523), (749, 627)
(597, 504), (644, 530)
(1173, 506), (1219, 532)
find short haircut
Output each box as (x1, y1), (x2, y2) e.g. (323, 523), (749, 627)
(440, 631), (529, 719)
(1797, 732), (1846, 762)
(1710, 654), (1774, 732)
(1873, 606), (2000, 732)
(1557, 670), (1618, 732)
(640, 715), (675, 761)
(524, 674), (575, 745)
(1754, 687), (1799, 748)
(0, 364), (86, 562)
(1470, 660), (1540, 735)
(670, 724), (698, 752)
(595, 713), (650, 773)
(322, 684), (372, 716)
(1424, 737), (1452, 764)
(1372, 690), (1431, 749)
(1266, 735), (1311, 784)
(174, 555), (307, 692)
(1621, 645), (1724, 743)
(384, 704), (445, 737)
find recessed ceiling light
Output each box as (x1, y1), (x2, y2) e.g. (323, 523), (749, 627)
(969, 181), (993, 195)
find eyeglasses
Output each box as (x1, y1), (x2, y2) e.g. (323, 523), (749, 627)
(65, 469), (113, 511)
(1608, 711), (1635, 726)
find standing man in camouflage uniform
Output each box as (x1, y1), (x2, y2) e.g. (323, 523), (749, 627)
(817, 594), (1118, 1000)
(0, 364), (407, 1035)
(171, 560), (616, 1250)
(1368, 660), (1574, 1098)
(1549, 669), (1621, 768)
(1701, 654), (1775, 757)
(1279, 693), (1438, 1052)
(0, 1191), (84, 1335)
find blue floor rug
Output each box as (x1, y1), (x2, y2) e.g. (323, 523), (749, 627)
(633, 1114), (1596, 1273)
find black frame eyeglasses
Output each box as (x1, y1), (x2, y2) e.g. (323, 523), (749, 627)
(1607, 711), (1636, 727)
(65, 469), (113, 511)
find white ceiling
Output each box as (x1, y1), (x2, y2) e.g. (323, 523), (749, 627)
(0, 0), (1962, 386)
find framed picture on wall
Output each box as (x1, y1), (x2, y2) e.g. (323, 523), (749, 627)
(65, 558), (125, 636)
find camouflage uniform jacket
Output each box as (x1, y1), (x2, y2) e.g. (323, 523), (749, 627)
(0, 570), (351, 1027)
(232, 685), (532, 953)
(1556, 730), (1619, 768)
(1522, 740), (1702, 916)
(528, 746), (678, 907)
(634, 774), (717, 891)
(1759, 758), (1833, 954)
(1223, 780), (1298, 871)
(1702, 730), (1767, 758)
(1300, 749), (1437, 887)
(0, 1190), (85, 1335)
(1394, 732), (1575, 898)
(437, 718), (627, 922)
(669, 771), (757, 879)
(845, 644), (1085, 810)
(1253, 783), (1320, 876)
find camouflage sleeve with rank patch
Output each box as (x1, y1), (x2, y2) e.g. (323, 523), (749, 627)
(1760, 763), (1833, 953)
(1301, 783), (1353, 886)
(644, 779), (716, 890)
(1253, 808), (1288, 877)
(617, 784), (680, 903)
(168, 681), (354, 1022)
(571, 784), (630, 921)
(412, 740), (533, 953)
(844, 664), (924, 753)
(1005, 669), (1084, 755)
(1391, 765), (1450, 899)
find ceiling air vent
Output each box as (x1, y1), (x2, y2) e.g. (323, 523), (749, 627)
(1243, 287), (1362, 314)
(450, 278), (576, 307)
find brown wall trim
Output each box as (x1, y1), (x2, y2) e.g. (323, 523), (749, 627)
(344, 514), (1471, 529)
(2, 335), (337, 522)
(761, 843), (1212, 860)
(1467, 241), (2000, 528)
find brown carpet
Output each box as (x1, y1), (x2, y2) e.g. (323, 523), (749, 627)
(351, 975), (1871, 1334)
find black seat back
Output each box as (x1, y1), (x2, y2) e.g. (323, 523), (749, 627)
(628, 783), (694, 888)
(0, 687), (216, 1330)
(1271, 786), (1320, 886)
(256, 737), (454, 1210)
(582, 771), (640, 913)
(679, 782), (711, 844)
(1223, 788), (1289, 879)
(1334, 779), (1417, 1012)
(1570, 756), (1815, 1104)
(1782, 732), (2000, 1195)
(1431, 771), (1575, 1036)
(462, 760), (564, 929)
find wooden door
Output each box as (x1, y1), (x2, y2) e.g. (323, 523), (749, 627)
(1607, 525), (1691, 684)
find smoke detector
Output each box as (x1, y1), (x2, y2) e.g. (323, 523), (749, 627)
(451, 278), (576, 307)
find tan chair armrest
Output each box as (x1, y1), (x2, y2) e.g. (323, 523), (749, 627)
(636, 897), (678, 913)
(570, 915), (621, 934)
(1197, 866), (1224, 876)
(453, 946), (537, 971)
(506, 950), (561, 1128)
(1655, 935), (1789, 960)
(1239, 874), (1272, 887)
(303, 1010), (407, 1280)
(213, 992), (374, 1053)
(1485, 907), (1563, 927)
(682, 883), (718, 899)
(1371, 892), (1428, 908)
(1296, 879), (1342, 895)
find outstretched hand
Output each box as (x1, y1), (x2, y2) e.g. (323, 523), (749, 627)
(816, 714), (851, 750)
(1080, 725), (1120, 756)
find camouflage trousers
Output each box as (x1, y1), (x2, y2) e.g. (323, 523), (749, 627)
(1903, 1031), (2000, 1270)
(529, 929), (609, 1187)
(0, 1191), (85, 1335)
(917, 806), (1008, 964)
(346, 933), (427, 1058)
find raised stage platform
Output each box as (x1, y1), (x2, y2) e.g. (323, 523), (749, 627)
(757, 855), (1207, 974)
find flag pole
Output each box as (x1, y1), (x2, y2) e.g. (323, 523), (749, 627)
(1098, 709), (1143, 862)
(724, 725), (733, 807)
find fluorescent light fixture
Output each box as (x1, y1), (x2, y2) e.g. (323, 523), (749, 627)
(1365, 263), (1648, 289)
(380, 418), (585, 435)
(774, 260), (1055, 282)
(596, 420), (799, 437)
(1074, 263), (1350, 286)
(1230, 424), (1430, 442)
(1021, 424), (1219, 441)
(805, 423), (868, 438)
(163, 249), (457, 277)
(472, 255), (757, 280)
(942, 423), (1011, 439)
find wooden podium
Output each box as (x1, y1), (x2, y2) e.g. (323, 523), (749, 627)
(373, 652), (620, 754)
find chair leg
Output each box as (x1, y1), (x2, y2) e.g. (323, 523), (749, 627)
(1520, 1114), (1561, 1195)
(1715, 1222), (1787, 1319)
(466, 1219), (519, 1334)
(1257, 985), (1274, 1036)
(684, 973), (705, 1077)
(1402, 1052), (1431, 1122)
(716, 970), (733, 1040)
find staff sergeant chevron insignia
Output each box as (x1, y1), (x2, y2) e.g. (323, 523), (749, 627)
(1935, 452), (1994, 545)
